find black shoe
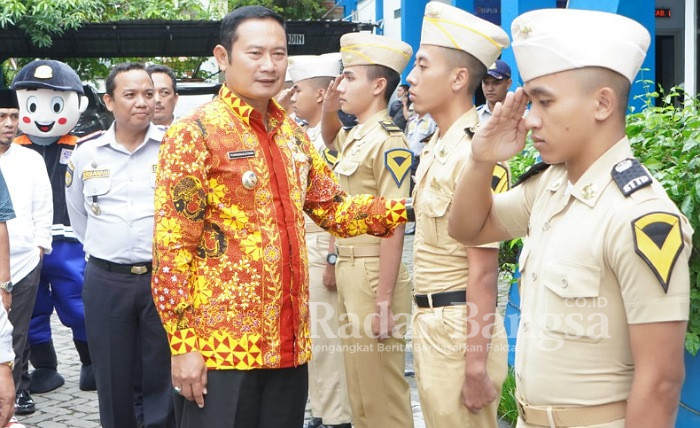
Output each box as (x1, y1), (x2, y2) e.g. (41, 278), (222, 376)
(14, 389), (35, 415)
(79, 364), (97, 391)
(306, 418), (323, 428)
(29, 368), (65, 393)
(320, 424), (351, 428)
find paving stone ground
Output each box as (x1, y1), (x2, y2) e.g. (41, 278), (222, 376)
(16, 233), (512, 427)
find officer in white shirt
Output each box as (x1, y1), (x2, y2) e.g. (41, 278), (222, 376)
(65, 63), (174, 428)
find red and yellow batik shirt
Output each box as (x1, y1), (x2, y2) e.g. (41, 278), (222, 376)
(152, 85), (408, 370)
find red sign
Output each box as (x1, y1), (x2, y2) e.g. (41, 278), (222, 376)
(655, 8), (671, 18)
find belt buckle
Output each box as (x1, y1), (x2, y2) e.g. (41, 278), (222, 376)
(131, 265), (148, 275)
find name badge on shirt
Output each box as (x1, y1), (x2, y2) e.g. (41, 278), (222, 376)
(82, 169), (110, 180)
(59, 148), (73, 165)
(227, 150), (256, 160)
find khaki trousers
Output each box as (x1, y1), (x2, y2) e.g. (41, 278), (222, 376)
(335, 255), (413, 428)
(306, 231), (352, 425)
(517, 416), (625, 428)
(412, 306), (508, 428)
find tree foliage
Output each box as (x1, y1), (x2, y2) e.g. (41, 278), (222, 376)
(626, 86), (700, 355)
(228, 0), (326, 19)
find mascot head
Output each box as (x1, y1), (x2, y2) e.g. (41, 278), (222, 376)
(11, 60), (88, 138)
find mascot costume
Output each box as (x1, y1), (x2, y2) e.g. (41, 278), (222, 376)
(11, 60), (96, 393)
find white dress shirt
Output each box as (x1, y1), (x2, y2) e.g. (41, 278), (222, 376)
(0, 305), (13, 364)
(0, 144), (53, 283)
(65, 123), (163, 264)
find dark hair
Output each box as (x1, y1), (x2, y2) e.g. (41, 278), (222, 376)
(106, 62), (147, 97)
(361, 64), (401, 104)
(443, 48), (487, 95)
(146, 64), (177, 92)
(398, 84), (409, 92)
(220, 5), (286, 53)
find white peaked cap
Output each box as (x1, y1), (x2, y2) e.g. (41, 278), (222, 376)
(511, 8), (650, 83)
(288, 53), (342, 83)
(420, 1), (510, 67)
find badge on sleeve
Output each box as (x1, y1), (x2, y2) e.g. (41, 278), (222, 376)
(632, 212), (684, 292)
(384, 148), (413, 187)
(323, 148), (338, 167)
(491, 163), (510, 194)
(65, 160), (74, 187)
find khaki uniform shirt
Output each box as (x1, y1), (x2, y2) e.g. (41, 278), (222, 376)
(414, 109), (509, 294)
(492, 138), (692, 406)
(333, 110), (411, 246)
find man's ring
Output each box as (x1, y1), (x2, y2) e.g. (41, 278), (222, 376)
(173, 386), (182, 394)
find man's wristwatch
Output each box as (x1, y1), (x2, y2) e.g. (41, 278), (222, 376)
(0, 360), (13, 370)
(0, 281), (13, 293)
(326, 253), (338, 265)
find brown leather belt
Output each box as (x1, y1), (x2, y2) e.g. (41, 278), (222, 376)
(89, 256), (152, 275)
(517, 397), (626, 427)
(413, 290), (466, 308)
(335, 245), (380, 258)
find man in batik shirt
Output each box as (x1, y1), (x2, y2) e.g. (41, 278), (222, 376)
(151, 6), (409, 428)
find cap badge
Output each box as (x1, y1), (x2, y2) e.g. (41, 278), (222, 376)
(34, 65), (53, 79)
(426, 3), (440, 17)
(519, 21), (533, 36)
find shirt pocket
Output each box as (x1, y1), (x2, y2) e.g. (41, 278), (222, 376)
(82, 176), (111, 201)
(542, 260), (604, 343)
(419, 188), (454, 250)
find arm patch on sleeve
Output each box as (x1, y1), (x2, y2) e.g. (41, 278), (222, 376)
(384, 148), (413, 187)
(632, 211), (684, 293)
(491, 163), (510, 194)
(612, 158), (652, 196)
(65, 160), (74, 187)
(323, 148), (339, 167)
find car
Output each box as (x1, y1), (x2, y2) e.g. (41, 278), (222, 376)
(73, 84), (113, 137)
(173, 81), (221, 119)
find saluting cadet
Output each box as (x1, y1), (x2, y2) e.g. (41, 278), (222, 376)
(405, 3), (510, 427)
(65, 62), (174, 428)
(449, 9), (691, 427)
(151, 6), (410, 428)
(288, 55), (352, 428)
(321, 33), (414, 428)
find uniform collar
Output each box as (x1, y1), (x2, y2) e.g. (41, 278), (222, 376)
(563, 137), (633, 207)
(218, 84), (285, 129)
(430, 108), (478, 158)
(346, 109), (390, 143)
(100, 123), (163, 150)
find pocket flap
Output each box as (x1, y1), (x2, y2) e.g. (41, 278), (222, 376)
(82, 177), (111, 197)
(543, 261), (601, 298)
(334, 160), (360, 177)
(422, 188), (451, 218)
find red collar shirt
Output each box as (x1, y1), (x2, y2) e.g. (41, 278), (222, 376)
(152, 85), (408, 370)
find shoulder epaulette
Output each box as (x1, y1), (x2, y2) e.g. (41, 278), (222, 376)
(420, 132), (435, 144)
(380, 120), (402, 134)
(77, 130), (105, 145)
(13, 134), (31, 145)
(464, 125), (478, 139)
(611, 158), (652, 197)
(514, 162), (550, 187)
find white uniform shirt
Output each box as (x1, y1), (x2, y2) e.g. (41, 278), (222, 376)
(0, 305), (13, 364)
(0, 144), (53, 282)
(65, 123), (163, 264)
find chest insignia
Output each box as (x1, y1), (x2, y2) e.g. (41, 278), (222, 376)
(242, 171), (258, 190)
(632, 212), (684, 293)
(611, 158), (652, 196)
(384, 148), (413, 187)
(581, 184), (596, 200)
